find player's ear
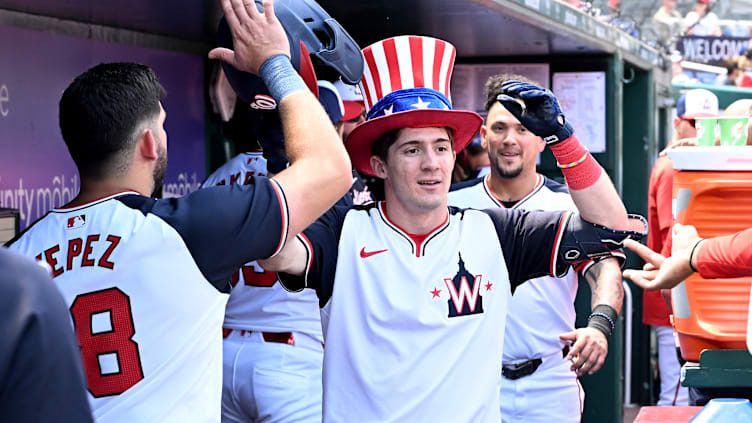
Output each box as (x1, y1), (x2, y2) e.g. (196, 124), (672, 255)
(480, 126), (488, 150)
(138, 128), (159, 161)
(370, 155), (388, 179)
(536, 136), (545, 153)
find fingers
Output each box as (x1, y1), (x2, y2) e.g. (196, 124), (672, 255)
(586, 349), (607, 375)
(566, 330), (608, 376)
(501, 81), (541, 94)
(624, 239), (665, 268)
(208, 47), (235, 65)
(569, 339), (594, 375)
(229, 0), (253, 27)
(497, 94), (523, 117)
(559, 331), (577, 342)
(565, 333), (584, 360)
(517, 89), (546, 100)
(221, 0), (242, 33)
(262, 0), (277, 22)
(623, 269), (659, 290)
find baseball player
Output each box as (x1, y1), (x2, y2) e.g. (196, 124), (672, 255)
(203, 80), (351, 423)
(6, 1), (354, 421)
(333, 79), (366, 141)
(644, 89), (718, 406)
(448, 74), (623, 422)
(260, 35), (644, 422)
(332, 80), (373, 206)
(0, 247), (94, 423)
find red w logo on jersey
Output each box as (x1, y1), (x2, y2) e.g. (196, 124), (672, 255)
(66, 215), (86, 229)
(443, 254), (484, 317)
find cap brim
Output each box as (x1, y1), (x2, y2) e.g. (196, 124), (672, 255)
(684, 112), (717, 118)
(342, 101), (365, 121)
(345, 109), (483, 176)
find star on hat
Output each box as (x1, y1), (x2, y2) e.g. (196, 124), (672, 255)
(345, 35), (483, 176)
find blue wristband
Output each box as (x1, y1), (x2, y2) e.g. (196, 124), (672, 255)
(259, 54), (308, 103)
(259, 54), (308, 104)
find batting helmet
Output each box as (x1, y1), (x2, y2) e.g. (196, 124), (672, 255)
(217, 0), (364, 110)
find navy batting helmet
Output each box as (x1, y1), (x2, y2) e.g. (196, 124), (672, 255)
(217, 0), (364, 110)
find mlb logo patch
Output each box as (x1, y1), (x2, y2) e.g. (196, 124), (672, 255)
(66, 215), (85, 229)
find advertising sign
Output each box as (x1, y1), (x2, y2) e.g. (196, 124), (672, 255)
(0, 25), (206, 230)
(677, 35), (749, 67)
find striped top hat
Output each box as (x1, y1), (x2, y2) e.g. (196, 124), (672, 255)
(346, 35), (483, 176)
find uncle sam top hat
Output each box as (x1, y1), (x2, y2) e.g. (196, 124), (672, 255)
(346, 35), (483, 176)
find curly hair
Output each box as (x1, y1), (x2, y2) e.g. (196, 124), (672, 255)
(483, 73), (538, 112)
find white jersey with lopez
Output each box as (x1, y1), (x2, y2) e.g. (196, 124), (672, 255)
(202, 152), (322, 340)
(280, 202), (577, 422)
(448, 174), (580, 361)
(7, 178), (288, 423)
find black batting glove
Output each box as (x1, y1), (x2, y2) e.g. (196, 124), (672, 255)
(496, 80), (574, 145)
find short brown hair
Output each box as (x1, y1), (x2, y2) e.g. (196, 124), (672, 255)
(371, 127), (455, 163)
(484, 73), (538, 112)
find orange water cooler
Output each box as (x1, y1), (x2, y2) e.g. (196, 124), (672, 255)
(666, 147), (752, 361)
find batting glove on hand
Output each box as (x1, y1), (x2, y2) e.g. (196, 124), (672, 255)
(496, 80), (574, 145)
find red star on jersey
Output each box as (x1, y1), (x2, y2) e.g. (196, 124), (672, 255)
(430, 287), (441, 298)
(485, 282), (493, 291)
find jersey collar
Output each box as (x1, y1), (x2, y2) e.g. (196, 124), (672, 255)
(482, 173), (544, 209)
(377, 201), (450, 258)
(53, 191), (140, 212)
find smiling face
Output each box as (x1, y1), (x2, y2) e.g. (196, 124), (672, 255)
(371, 127), (455, 214)
(482, 102), (544, 180)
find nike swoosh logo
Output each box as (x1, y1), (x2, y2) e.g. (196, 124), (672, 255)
(360, 247), (388, 258)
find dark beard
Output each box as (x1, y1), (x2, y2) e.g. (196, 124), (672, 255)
(492, 160), (523, 179)
(151, 146), (167, 198)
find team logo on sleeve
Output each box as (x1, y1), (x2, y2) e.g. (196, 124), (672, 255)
(250, 94), (277, 110)
(443, 253), (484, 318)
(66, 214), (86, 229)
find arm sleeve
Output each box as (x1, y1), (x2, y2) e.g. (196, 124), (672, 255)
(483, 208), (570, 292)
(696, 228), (752, 279)
(484, 208), (640, 292)
(278, 205), (349, 306)
(127, 177), (288, 291)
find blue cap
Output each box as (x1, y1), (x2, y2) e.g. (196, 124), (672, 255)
(317, 80), (344, 124)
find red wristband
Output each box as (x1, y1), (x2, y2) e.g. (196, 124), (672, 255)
(549, 136), (602, 190)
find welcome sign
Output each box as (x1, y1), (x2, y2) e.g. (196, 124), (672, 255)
(677, 35), (750, 67)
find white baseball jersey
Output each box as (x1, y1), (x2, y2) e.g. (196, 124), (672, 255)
(7, 180), (288, 423)
(280, 202), (581, 422)
(448, 174), (580, 361)
(203, 152), (322, 339)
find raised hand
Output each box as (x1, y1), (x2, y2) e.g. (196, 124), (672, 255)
(209, 0), (291, 75)
(623, 225), (699, 291)
(496, 80), (574, 144)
